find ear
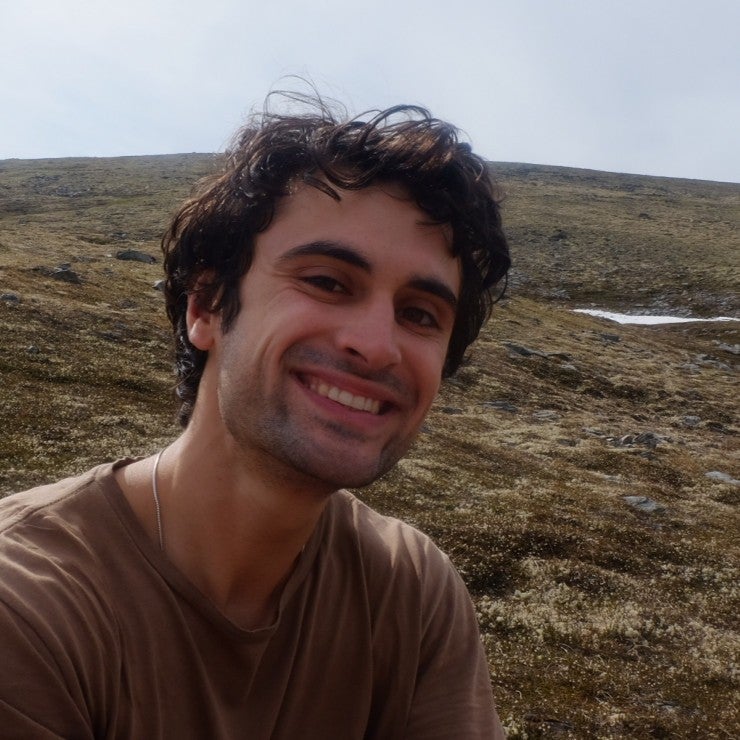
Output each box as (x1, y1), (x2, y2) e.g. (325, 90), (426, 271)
(186, 288), (220, 351)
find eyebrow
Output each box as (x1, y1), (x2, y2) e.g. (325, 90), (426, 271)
(277, 241), (371, 272)
(278, 239), (458, 310)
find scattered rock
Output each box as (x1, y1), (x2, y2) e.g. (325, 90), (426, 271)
(115, 249), (157, 264)
(504, 342), (547, 359)
(0, 292), (20, 304)
(532, 410), (560, 421)
(600, 333), (621, 343)
(715, 342), (739, 355)
(32, 265), (82, 284)
(624, 495), (664, 513)
(609, 432), (664, 449)
(52, 267), (82, 284)
(705, 471), (740, 486)
(482, 400), (519, 413)
(503, 343), (573, 363)
(681, 415), (701, 428)
(705, 421), (730, 434)
(695, 354), (732, 372)
(583, 427), (607, 437)
(549, 229), (568, 242)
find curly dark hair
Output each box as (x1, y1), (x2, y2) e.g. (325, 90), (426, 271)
(162, 95), (511, 427)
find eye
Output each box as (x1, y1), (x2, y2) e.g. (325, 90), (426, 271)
(398, 305), (439, 329)
(301, 274), (347, 294)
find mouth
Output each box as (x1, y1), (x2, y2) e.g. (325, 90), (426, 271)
(305, 376), (383, 415)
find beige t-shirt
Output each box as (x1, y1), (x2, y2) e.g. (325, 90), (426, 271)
(0, 461), (503, 739)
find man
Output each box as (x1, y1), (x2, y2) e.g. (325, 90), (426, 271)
(0, 98), (510, 738)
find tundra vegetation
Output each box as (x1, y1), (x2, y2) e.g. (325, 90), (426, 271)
(0, 154), (738, 738)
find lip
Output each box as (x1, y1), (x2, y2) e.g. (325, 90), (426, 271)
(291, 369), (405, 427)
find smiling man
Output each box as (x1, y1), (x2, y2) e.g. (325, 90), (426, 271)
(0, 98), (510, 738)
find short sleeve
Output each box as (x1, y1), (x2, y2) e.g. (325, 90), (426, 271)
(404, 553), (505, 739)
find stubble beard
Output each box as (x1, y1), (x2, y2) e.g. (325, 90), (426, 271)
(220, 371), (414, 491)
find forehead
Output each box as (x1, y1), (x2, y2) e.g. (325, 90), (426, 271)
(257, 182), (460, 291)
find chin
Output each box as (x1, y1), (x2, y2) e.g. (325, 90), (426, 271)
(288, 447), (401, 491)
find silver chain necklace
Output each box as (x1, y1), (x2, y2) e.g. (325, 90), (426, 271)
(151, 449), (165, 552)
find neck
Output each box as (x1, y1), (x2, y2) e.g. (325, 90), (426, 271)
(119, 426), (333, 630)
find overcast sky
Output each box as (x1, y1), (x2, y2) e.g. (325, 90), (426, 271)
(1, 0), (738, 182)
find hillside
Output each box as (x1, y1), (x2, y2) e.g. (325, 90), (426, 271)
(1, 154), (738, 737)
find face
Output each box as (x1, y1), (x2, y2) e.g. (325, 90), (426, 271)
(188, 183), (460, 491)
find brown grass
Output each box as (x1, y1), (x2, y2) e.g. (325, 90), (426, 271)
(1, 155), (738, 737)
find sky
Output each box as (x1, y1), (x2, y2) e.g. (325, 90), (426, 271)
(1, 0), (738, 182)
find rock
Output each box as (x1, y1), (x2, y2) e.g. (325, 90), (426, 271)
(624, 495), (664, 513)
(504, 342), (547, 358)
(681, 415), (701, 428)
(153, 280), (165, 291)
(0, 292), (20, 304)
(482, 400), (519, 413)
(52, 267), (82, 284)
(705, 471), (740, 486)
(695, 354), (732, 372)
(532, 410), (560, 421)
(679, 363), (701, 374)
(705, 421), (729, 434)
(115, 249), (157, 264)
(502, 343), (575, 363)
(440, 407), (464, 415)
(600, 333), (621, 343)
(634, 432), (663, 449)
(549, 229), (568, 242)
(610, 432), (664, 449)
(32, 265), (82, 283)
(715, 342), (739, 355)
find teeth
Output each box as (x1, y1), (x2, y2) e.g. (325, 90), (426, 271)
(310, 379), (381, 414)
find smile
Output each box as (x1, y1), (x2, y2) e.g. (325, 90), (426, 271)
(307, 377), (382, 415)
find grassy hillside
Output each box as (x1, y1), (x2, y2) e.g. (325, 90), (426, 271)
(1, 154), (738, 737)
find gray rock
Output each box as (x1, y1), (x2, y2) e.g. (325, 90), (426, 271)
(504, 342), (547, 358)
(624, 495), (664, 513)
(695, 354), (733, 372)
(53, 267), (81, 284)
(482, 400), (518, 413)
(116, 249), (157, 264)
(609, 432), (664, 449)
(681, 415), (701, 428)
(705, 471), (740, 486)
(600, 333), (621, 343)
(0, 292), (20, 304)
(679, 363), (701, 374)
(532, 410), (560, 421)
(32, 265), (82, 283)
(715, 342), (740, 355)
(440, 407), (464, 415)
(153, 280), (166, 291)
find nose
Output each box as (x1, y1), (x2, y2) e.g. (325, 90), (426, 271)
(335, 300), (402, 371)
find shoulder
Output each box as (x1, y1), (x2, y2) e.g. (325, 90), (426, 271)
(327, 491), (465, 598)
(1, 465), (104, 530)
(0, 463), (130, 636)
